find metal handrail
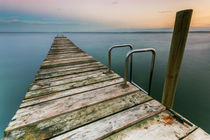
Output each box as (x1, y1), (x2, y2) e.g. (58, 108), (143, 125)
(123, 48), (156, 95)
(107, 44), (133, 81)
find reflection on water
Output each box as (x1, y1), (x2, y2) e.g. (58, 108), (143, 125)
(0, 32), (209, 138)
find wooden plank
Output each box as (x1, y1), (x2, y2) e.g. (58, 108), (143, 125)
(4, 92), (152, 139)
(45, 53), (88, 60)
(37, 62), (102, 75)
(48, 50), (84, 55)
(48, 48), (83, 55)
(32, 70), (105, 90)
(7, 83), (139, 132)
(34, 69), (105, 86)
(21, 78), (124, 108)
(48, 48), (82, 51)
(50, 46), (76, 49)
(50, 46), (76, 48)
(51, 100), (165, 140)
(35, 65), (106, 80)
(40, 58), (97, 69)
(48, 51), (83, 55)
(42, 56), (94, 66)
(183, 128), (210, 140)
(49, 47), (80, 51)
(26, 72), (120, 99)
(104, 111), (197, 140)
(42, 56), (94, 65)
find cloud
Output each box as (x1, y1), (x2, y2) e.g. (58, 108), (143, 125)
(0, 19), (78, 25)
(112, 1), (118, 5)
(159, 10), (172, 14)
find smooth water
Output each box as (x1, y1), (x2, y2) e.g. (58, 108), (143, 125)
(0, 32), (210, 138)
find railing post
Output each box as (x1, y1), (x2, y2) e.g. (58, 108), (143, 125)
(161, 9), (193, 109)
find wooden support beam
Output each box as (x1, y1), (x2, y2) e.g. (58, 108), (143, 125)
(161, 9), (193, 109)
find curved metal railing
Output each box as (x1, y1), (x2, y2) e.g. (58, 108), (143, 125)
(123, 48), (156, 95)
(107, 44), (133, 81)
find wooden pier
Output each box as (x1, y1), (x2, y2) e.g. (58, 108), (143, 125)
(3, 37), (209, 140)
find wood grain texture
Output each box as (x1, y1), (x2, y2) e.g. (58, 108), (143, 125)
(32, 70), (105, 90)
(34, 69), (106, 86)
(26, 72), (120, 99)
(37, 62), (102, 75)
(21, 78), (124, 108)
(183, 128), (210, 140)
(35, 65), (106, 80)
(7, 83), (139, 131)
(45, 53), (88, 60)
(104, 111), (197, 140)
(162, 9), (193, 109)
(42, 56), (94, 65)
(5, 92), (152, 139)
(43, 55), (91, 64)
(51, 100), (165, 140)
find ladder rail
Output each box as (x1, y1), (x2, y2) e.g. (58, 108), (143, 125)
(123, 48), (156, 95)
(107, 44), (133, 81)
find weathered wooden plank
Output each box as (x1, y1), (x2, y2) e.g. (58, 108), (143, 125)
(48, 50), (84, 55)
(50, 44), (74, 47)
(31, 71), (108, 90)
(51, 100), (165, 140)
(49, 47), (80, 51)
(37, 62), (102, 75)
(50, 46), (77, 49)
(50, 46), (75, 48)
(26, 72), (120, 99)
(49, 46), (82, 52)
(34, 68), (105, 86)
(183, 128), (210, 140)
(48, 51), (83, 55)
(40, 58), (97, 69)
(45, 53), (88, 60)
(42, 56), (94, 65)
(35, 65), (106, 80)
(4, 92), (152, 139)
(7, 83), (139, 132)
(48, 47), (81, 51)
(22, 78), (124, 108)
(42, 56), (94, 66)
(104, 111), (197, 140)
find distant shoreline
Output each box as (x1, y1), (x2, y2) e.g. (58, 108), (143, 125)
(0, 31), (210, 33)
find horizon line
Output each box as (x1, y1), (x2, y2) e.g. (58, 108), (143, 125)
(1, 31), (210, 33)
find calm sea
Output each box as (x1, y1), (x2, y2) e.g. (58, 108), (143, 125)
(0, 32), (210, 138)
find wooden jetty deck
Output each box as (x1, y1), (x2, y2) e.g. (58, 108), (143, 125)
(3, 37), (209, 140)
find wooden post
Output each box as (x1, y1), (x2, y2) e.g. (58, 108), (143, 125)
(161, 9), (193, 109)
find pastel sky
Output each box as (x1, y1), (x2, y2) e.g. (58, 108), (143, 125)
(0, 0), (210, 32)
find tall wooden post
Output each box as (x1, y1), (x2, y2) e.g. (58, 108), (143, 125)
(161, 9), (193, 109)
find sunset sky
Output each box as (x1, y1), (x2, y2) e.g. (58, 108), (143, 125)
(0, 0), (210, 32)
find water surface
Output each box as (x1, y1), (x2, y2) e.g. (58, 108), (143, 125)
(0, 32), (209, 138)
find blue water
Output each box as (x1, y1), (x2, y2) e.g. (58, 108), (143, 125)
(0, 32), (210, 138)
